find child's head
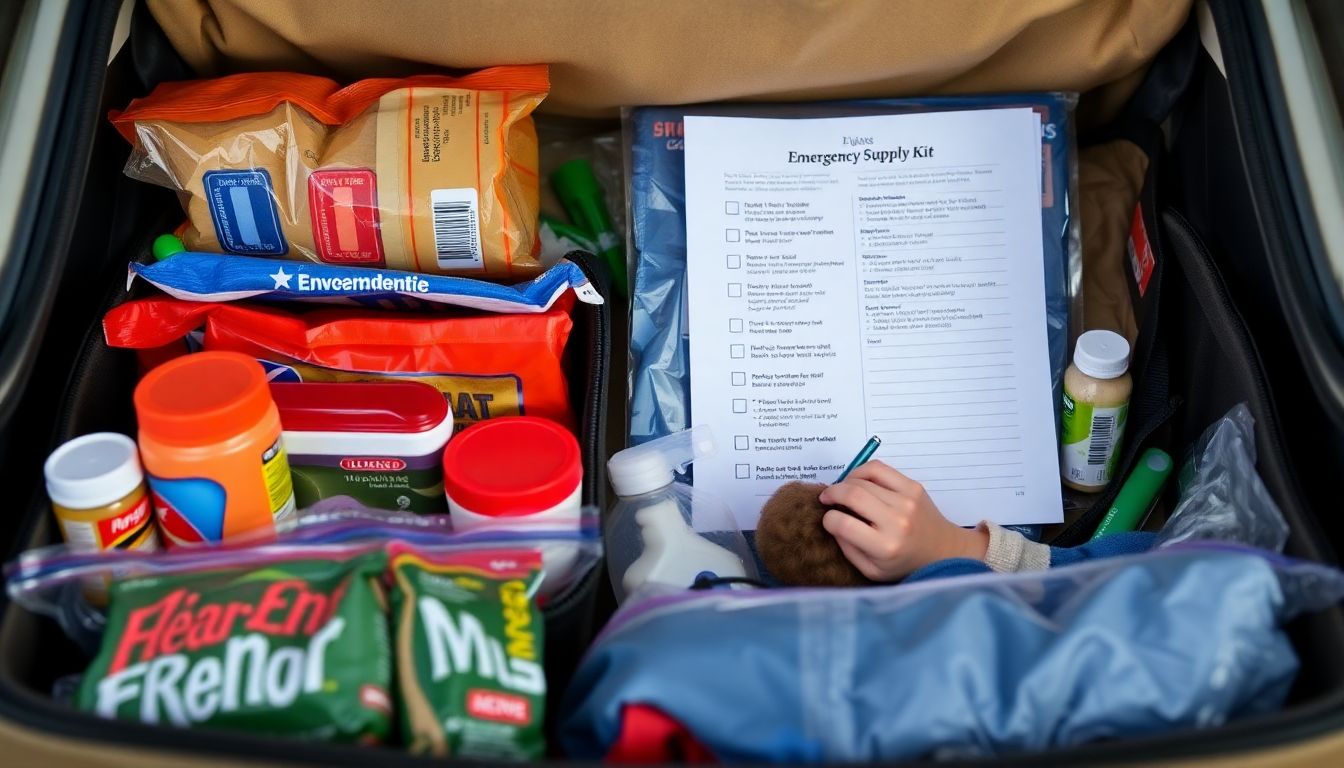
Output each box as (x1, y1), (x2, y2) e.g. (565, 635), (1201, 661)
(756, 481), (873, 587)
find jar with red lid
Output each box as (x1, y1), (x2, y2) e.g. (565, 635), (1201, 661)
(442, 416), (582, 530)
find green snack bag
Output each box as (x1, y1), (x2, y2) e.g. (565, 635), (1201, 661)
(390, 544), (546, 759)
(76, 548), (393, 744)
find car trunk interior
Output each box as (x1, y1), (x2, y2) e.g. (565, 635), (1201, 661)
(2, 0), (1343, 763)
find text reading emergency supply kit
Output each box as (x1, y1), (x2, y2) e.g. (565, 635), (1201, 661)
(4, 57), (1343, 765)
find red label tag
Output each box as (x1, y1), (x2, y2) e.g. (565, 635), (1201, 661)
(97, 495), (152, 548)
(308, 168), (384, 265)
(360, 684), (392, 715)
(1128, 203), (1156, 297)
(467, 689), (531, 725)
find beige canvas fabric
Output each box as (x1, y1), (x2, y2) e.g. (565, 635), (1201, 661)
(142, 0), (1188, 332)
(146, 0), (1190, 126)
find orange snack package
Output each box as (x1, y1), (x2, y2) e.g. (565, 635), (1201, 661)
(111, 68), (548, 278)
(103, 297), (575, 434)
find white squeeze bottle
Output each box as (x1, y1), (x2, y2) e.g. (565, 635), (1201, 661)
(606, 426), (757, 604)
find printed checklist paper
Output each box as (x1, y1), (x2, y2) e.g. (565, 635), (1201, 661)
(684, 110), (1063, 529)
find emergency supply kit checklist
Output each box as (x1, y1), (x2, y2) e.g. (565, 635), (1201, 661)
(685, 110), (1063, 528)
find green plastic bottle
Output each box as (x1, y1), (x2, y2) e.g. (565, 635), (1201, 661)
(152, 233), (186, 261)
(1090, 447), (1174, 539)
(550, 159), (627, 296)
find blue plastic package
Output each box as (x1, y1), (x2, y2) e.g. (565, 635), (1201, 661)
(129, 252), (603, 312)
(625, 95), (1080, 446)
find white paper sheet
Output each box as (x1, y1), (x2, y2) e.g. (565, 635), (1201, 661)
(684, 110), (1063, 529)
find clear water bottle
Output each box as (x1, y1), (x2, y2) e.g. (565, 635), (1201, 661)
(606, 426), (757, 604)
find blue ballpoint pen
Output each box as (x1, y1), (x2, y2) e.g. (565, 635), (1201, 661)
(835, 435), (882, 482)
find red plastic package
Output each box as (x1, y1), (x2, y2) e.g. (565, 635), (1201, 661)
(103, 298), (575, 433)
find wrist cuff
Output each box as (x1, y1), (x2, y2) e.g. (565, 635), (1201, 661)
(979, 521), (1052, 573)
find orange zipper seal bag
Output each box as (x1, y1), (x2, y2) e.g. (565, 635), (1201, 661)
(111, 67), (549, 279)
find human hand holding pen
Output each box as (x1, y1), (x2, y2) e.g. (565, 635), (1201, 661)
(820, 461), (990, 581)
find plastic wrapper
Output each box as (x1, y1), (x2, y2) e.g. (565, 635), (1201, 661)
(102, 296), (575, 433)
(5, 521), (601, 657)
(1157, 403), (1290, 552)
(111, 68), (548, 278)
(284, 496), (602, 600)
(623, 94), (1081, 445)
(562, 543), (1344, 761)
(36, 545), (394, 741)
(130, 252), (603, 311)
(539, 129), (624, 245)
(537, 128), (628, 290)
(389, 543), (548, 758)
(538, 221), (598, 266)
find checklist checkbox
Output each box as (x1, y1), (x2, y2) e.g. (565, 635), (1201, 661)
(729, 318), (744, 333)
(734, 435), (749, 451)
(725, 201), (740, 215)
(730, 344), (745, 359)
(732, 398), (748, 413)
(725, 229), (740, 243)
(727, 283), (742, 298)
(735, 463), (751, 479)
(726, 254), (742, 269)
(731, 371), (747, 386)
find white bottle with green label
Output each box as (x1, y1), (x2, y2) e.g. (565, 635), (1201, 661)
(1060, 330), (1133, 492)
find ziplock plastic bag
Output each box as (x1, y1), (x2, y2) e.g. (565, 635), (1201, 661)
(624, 94), (1081, 445)
(7, 521), (601, 656)
(282, 496), (602, 600)
(130, 253), (603, 311)
(112, 68), (548, 278)
(561, 543), (1344, 762)
(1158, 403), (1290, 552)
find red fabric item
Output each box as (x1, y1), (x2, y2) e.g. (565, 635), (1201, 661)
(606, 704), (717, 764)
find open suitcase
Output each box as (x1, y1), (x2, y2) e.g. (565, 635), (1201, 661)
(1, 0), (1342, 764)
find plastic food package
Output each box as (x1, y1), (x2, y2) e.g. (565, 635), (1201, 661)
(389, 544), (547, 758)
(111, 68), (548, 278)
(1157, 403), (1290, 552)
(561, 544), (1344, 761)
(130, 252), (603, 311)
(72, 546), (391, 742)
(5, 533), (595, 749)
(102, 297), (575, 434)
(5, 512), (600, 658)
(285, 496), (603, 601)
(623, 95), (1080, 445)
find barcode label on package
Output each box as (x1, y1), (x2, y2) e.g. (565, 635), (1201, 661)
(430, 188), (483, 270)
(1060, 395), (1128, 487)
(1087, 415), (1115, 465)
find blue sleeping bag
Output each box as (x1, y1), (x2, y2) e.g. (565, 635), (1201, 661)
(560, 544), (1344, 761)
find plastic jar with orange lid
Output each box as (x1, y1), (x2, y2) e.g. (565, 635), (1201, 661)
(134, 351), (297, 547)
